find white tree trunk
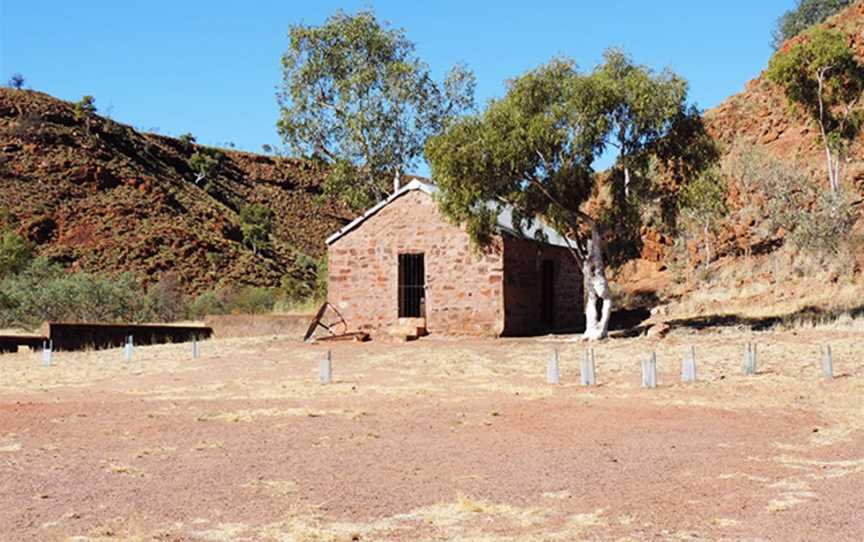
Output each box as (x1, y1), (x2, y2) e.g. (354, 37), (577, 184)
(826, 145), (839, 194)
(582, 227), (613, 341)
(623, 166), (631, 198)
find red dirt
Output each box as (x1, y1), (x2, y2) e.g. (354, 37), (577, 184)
(1, 330), (862, 541)
(0, 88), (353, 293)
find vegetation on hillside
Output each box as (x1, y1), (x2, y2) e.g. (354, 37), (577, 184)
(773, 0), (854, 49)
(766, 26), (864, 193)
(0, 88), (352, 300)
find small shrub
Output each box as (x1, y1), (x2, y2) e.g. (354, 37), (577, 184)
(74, 95), (97, 119)
(144, 274), (187, 322)
(179, 132), (197, 146)
(280, 252), (327, 303)
(205, 250), (226, 269)
(238, 204), (273, 255)
(228, 287), (276, 314)
(0, 228), (33, 278)
(725, 146), (854, 255)
(678, 166), (727, 267)
(187, 286), (277, 318)
(7, 73), (25, 89)
(189, 147), (222, 185)
(188, 290), (228, 319)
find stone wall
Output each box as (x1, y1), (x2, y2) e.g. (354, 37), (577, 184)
(327, 190), (506, 336)
(502, 236), (583, 335)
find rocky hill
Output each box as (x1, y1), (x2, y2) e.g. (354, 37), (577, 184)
(701, 1), (864, 255)
(0, 88), (353, 294)
(618, 1), (864, 323)
(704, 1), (864, 195)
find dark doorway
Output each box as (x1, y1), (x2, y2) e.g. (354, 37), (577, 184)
(398, 253), (425, 317)
(540, 259), (554, 327)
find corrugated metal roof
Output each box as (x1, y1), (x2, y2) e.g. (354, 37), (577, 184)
(325, 179), (575, 249)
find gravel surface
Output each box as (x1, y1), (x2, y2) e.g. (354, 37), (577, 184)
(1, 328), (862, 541)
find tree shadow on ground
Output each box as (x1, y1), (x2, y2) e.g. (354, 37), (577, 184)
(607, 303), (864, 339)
(666, 304), (864, 332)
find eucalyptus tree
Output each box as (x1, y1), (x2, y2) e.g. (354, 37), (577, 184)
(426, 59), (617, 340)
(766, 27), (864, 194)
(427, 51), (697, 340)
(592, 49), (689, 201)
(277, 9), (474, 210)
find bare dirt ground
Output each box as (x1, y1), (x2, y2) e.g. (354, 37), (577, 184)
(1, 324), (863, 542)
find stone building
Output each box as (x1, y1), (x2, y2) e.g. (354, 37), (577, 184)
(325, 179), (583, 337)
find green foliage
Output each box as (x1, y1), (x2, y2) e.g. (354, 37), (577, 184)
(0, 228), (33, 278)
(679, 166), (727, 229)
(766, 27), (864, 192)
(189, 147), (223, 185)
(187, 286), (277, 318)
(277, 8), (475, 209)
(426, 58), (600, 249)
(592, 48), (689, 197)
(179, 132), (197, 145)
(187, 290), (227, 318)
(726, 147), (854, 254)
(678, 166), (728, 266)
(588, 49), (693, 266)
(238, 204), (274, 255)
(226, 287), (275, 314)
(0, 259), (144, 328)
(772, 0), (853, 49)
(74, 95), (97, 120)
(427, 50), (695, 264)
(766, 28), (864, 150)
(7, 73), (25, 89)
(279, 252), (327, 302)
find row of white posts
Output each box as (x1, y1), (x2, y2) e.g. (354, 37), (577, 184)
(40, 341), (837, 385)
(542, 343), (837, 388)
(41, 336), (202, 366)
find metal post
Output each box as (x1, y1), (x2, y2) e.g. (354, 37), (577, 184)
(743, 342), (757, 375)
(682, 346), (697, 383)
(192, 339), (200, 359)
(546, 349), (560, 384)
(581, 348), (596, 386)
(642, 352), (657, 389)
(124, 335), (133, 363)
(821, 345), (833, 379)
(320, 350), (332, 384)
(42, 340), (53, 367)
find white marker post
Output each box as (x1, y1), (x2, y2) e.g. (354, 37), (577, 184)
(682, 346), (697, 383)
(821, 345), (833, 379)
(42, 340), (53, 367)
(192, 339), (201, 359)
(642, 352), (657, 389)
(743, 342), (757, 375)
(580, 348), (596, 386)
(546, 349), (560, 385)
(124, 335), (134, 363)
(319, 350), (332, 384)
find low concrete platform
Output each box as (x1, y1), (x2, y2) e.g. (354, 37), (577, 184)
(42, 322), (212, 352)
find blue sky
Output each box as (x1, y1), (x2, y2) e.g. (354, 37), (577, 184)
(1, 0), (792, 171)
